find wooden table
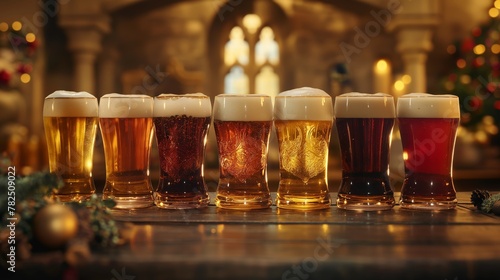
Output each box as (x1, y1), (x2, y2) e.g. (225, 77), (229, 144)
(11, 192), (500, 280)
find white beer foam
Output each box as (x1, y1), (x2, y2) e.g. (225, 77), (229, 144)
(334, 92), (395, 118)
(274, 87), (333, 121)
(213, 94), (273, 121)
(154, 93), (211, 117)
(43, 90), (98, 117)
(397, 93), (460, 118)
(99, 93), (153, 118)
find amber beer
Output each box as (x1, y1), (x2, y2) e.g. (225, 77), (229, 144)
(214, 94), (273, 210)
(153, 93), (211, 209)
(397, 93), (460, 210)
(274, 88), (333, 210)
(99, 94), (154, 209)
(43, 91), (98, 202)
(334, 93), (395, 210)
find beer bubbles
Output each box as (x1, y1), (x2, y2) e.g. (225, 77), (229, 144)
(43, 90), (99, 202)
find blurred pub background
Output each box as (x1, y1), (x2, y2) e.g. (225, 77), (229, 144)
(1, 0), (500, 192)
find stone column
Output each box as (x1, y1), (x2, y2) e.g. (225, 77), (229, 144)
(387, 0), (439, 93)
(98, 41), (120, 97)
(59, 15), (110, 94)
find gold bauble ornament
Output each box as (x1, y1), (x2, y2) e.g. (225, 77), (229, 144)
(33, 204), (79, 248)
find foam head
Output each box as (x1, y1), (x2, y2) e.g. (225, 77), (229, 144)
(334, 92), (395, 118)
(154, 93), (211, 117)
(397, 93), (460, 118)
(274, 87), (333, 121)
(213, 94), (272, 121)
(99, 93), (153, 118)
(43, 90), (98, 117)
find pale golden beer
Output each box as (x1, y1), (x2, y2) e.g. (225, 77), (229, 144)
(99, 94), (154, 209)
(274, 87), (333, 210)
(213, 94), (273, 210)
(43, 91), (98, 202)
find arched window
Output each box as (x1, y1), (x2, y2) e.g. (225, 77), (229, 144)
(223, 15), (280, 97)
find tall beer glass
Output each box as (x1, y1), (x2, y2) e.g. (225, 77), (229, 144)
(334, 93), (395, 211)
(43, 90), (98, 202)
(214, 94), (273, 210)
(99, 94), (154, 209)
(274, 87), (333, 210)
(397, 93), (460, 210)
(153, 93), (211, 209)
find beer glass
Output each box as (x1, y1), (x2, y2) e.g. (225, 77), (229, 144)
(153, 93), (211, 209)
(397, 93), (460, 210)
(274, 87), (333, 210)
(43, 90), (98, 202)
(214, 94), (273, 210)
(334, 93), (395, 211)
(99, 94), (154, 209)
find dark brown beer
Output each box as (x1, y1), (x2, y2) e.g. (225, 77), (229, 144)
(336, 118), (394, 209)
(154, 115), (210, 208)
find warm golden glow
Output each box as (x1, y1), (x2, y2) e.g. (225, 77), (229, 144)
(460, 75), (471, 84)
(490, 7), (500, 18)
(402, 74), (411, 85)
(492, 44), (500, 54)
(394, 80), (404, 91)
(402, 151), (408, 161)
(0, 22), (8, 32)
(20, 73), (31, 83)
(11, 21), (22, 31)
(456, 59), (466, 69)
(446, 45), (456, 54)
(26, 32), (36, 43)
(375, 59), (389, 72)
(496, 0), (500, 9)
(243, 14), (262, 34)
(473, 44), (486, 55)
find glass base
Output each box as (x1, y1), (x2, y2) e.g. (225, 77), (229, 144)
(276, 194), (331, 210)
(215, 194), (271, 210)
(154, 192), (209, 209)
(336, 193), (394, 211)
(55, 192), (94, 203)
(400, 195), (457, 210)
(103, 194), (153, 209)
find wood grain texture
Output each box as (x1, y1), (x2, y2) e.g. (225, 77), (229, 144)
(9, 192), (500, 280)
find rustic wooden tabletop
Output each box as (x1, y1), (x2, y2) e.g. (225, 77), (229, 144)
(10, 192), (500, 280)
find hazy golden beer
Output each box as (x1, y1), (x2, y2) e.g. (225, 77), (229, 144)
(274, 88), (333, 210)
(397, 93), (460, 210)
(99, 94), (154, 209)
(334, 93), (395, 211)
(214, 94), (273, 210)
(43, 91), (98, 202)
(153, 93), (211, 209)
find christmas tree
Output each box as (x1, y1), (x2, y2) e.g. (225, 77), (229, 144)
(442, 1), (500, 145)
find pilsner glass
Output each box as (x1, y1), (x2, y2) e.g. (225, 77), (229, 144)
(397, 93), (460, 210)
(274, 87), (333, 210)
(153, 93), (211, 209)
(43, 90), (98, 202)
(214, 94), (273, 210)
(99, 93), (154, 209)
(334, 93), (395, 211)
